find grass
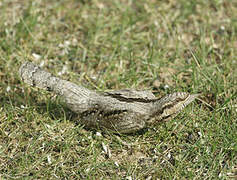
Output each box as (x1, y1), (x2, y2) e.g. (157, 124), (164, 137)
(0, 0), (236, 179)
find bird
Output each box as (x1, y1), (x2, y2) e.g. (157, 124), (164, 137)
(19, 61), (199, 133)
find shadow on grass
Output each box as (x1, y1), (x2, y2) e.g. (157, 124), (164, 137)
(1, 88), (149, 135)
(0, 88), (77, 122)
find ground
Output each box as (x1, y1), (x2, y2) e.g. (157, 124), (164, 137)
(0, 0), (236, 179)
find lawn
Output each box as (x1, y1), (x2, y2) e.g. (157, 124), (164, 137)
(0, 0), (236, 179)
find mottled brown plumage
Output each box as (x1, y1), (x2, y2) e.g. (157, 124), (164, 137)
(19, 61), (199, 133)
